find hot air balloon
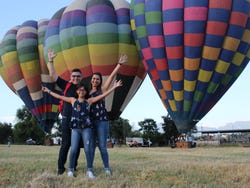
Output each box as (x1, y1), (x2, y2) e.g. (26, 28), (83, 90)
(130, 0), (250, 132)
(43, 0), (146, 120)
(0, 19), (61, 133)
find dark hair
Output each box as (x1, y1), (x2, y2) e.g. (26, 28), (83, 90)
(76, 82), (89, 98)
(71, 68), (82, 74)
(91, 72), (102, 91)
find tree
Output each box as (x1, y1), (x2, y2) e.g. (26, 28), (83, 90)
(161, 115), (179, 145)
(138, 118), (160, 145)
(109, 118), (132, 141)
(13, 105), (45, 144)
(0, 122), (13, 144)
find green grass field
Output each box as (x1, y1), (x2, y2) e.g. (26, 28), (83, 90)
(1, 144), (250, 188)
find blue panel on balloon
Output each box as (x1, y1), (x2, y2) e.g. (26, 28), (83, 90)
(184, 0), (208, 7)
(227, 25), (244, 39)
(147, 24), (163, 35)
(134, 14), (146, 27)
(139, 37), (149, 48)
(208, 9), (230, 22)
(185, 21), (206, 33)
(172, 81), (183, 91)
(185, 46), (202, 58)
(205, 34), (224, 48)
(163, 9), (183, 22)
(165, 34), (183, 46)
(185, 70), (198, 80)
(151, 48), (165, 59)
(168, 59), (183, 70)
(200, 59), (216, 71)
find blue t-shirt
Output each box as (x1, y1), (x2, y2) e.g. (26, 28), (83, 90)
(71, 100), (92, 129)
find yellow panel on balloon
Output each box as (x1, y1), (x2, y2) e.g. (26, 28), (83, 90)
(169, 100), (177, 111)
(202, 46), (220, 61)
(158, 89), (167, 100)
(215, 60), (230, 74)
(198, 70), (213, 82)
(62, 46), (91, 69)
(21, 61), (40, 78)
(2, 52), (19, 67)
(52, 104), (58, 113)
(184, 58), (200, 71)
(232, 52), (245, 66)
(88, 44), (119, 66)
(184, 80), (196, 92)
(223, 36), (240, 52)
(173, 90), (183, 101)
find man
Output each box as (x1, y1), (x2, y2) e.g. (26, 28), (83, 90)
(47, 48), (82, 175)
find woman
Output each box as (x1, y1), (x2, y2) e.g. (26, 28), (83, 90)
(89, 55), (128, 175)
(42, 80), (122, 179)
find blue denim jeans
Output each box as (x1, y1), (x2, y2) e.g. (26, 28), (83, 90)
(92, 120), (110, 169)
(69, 128), (94, 171)
(58, 117), (81, 172)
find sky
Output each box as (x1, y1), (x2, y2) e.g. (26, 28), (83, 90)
(0, 0), (249, 129)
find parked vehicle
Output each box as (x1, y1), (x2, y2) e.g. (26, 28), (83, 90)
(26, 138), (36, 145)
(125, 137), (151, 147)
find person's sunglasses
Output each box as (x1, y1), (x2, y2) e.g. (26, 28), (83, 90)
(71, 75), (81, 78)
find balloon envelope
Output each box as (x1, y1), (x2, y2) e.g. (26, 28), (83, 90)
(44, 0), (146, 120)
(130, 0), (250, 132)
(0, 19), (60, 133)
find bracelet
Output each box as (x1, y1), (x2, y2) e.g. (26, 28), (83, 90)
(49, 61), (53, 63)
(118, 63), (122, 65)
(48, 90), (51, 94)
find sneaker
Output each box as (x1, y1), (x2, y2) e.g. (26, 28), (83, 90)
(105, 169), (111, 176)
(86, 170), (95, 179)
(57, 168), (65, 175)
(68, 171), (74, 177)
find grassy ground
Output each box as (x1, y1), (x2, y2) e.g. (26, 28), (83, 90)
(1, 144), (250, 188)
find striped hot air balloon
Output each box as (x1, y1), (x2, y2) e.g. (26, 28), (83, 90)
(130, 0), (250, 132)
(0, 20), (60, 133)
(44, 0), (146, 120)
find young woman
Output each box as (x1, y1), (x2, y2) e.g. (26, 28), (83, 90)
(89, 55), (128, 175)
(42, 80), (122, 179)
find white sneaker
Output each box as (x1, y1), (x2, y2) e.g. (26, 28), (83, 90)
(86, 171), (95, 179)
(105, 169), (111, 176)
(68, 171), (74, 177)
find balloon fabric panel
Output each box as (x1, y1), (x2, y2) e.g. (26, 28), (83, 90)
(131, 0), (250, 132)
(0, 20), (60, 133)
(44, 0), (146, 120)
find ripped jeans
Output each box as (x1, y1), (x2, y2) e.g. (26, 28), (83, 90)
(68, 128), (94, 171)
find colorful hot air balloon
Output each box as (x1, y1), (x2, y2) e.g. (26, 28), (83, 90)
(130, 0), (250, 132)
(44, 0), (146, 120)
(0, 19), (61, 133)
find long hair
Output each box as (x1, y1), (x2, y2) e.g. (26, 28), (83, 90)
(91, 72), (103, 92)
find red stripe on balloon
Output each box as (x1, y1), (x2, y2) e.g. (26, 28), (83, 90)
(150, 68), (160, 80)
(155, 59), (168, 71)
(166, 46), (183, 59)
(163, 21), (183, 35)
(163, 0), (184, 10)
(148, 36), (164, 48)
(230, 12), (248, 27)
(141, 47), (153, 60)
(184, 7), (207, 21)
(209, 0), (232, 9)
(184, 33), (204, 46)
(207, 21), (228, 36)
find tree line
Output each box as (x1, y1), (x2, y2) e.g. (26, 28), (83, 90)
(0, 105), (180, 146)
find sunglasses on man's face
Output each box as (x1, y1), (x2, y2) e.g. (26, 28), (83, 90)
(71, 75), (81, 78)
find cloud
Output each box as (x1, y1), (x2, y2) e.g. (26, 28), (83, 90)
(0, 116), (16, 124)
